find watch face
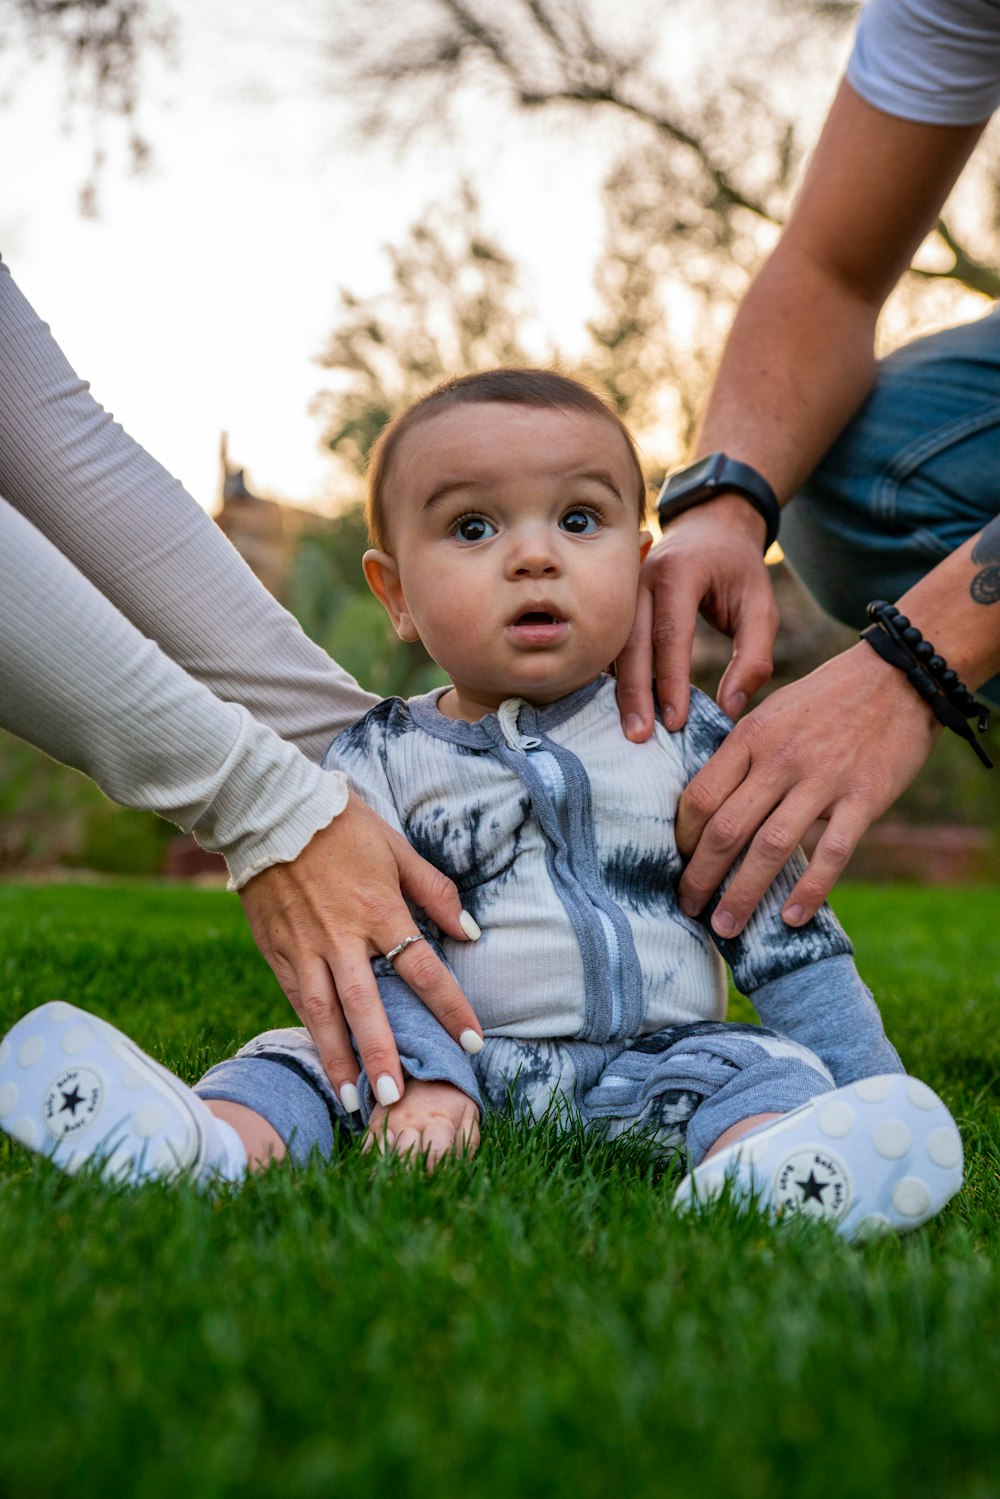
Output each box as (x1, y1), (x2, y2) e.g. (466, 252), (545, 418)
(664, 453), (721, 499)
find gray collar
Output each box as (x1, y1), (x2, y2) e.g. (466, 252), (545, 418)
(407, 675), (609, 749)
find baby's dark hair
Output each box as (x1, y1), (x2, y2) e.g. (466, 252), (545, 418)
(365, 368), (647, 551)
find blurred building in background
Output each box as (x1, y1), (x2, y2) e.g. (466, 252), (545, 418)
(215, 435), (333, 605)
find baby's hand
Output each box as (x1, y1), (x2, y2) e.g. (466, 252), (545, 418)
(365, 1078), (481, 1171)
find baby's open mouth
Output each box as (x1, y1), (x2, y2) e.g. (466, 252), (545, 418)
(512, 610), (563, 626)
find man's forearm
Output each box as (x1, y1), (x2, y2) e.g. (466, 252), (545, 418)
(692, 81), (985, 508)
(894, 521), (1000, 689)
(692, 249), (879, 503)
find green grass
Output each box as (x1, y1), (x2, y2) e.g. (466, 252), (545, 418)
(0, 883), (998, 1499)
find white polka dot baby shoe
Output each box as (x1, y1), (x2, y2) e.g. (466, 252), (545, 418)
(673, 1074), (963, 1241)
(0, 1002), (245, 1185)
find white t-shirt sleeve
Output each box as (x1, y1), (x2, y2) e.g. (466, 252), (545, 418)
(847, 0), (1000, 125)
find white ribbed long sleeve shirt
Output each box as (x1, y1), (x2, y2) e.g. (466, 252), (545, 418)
(0, 259), (378, 886)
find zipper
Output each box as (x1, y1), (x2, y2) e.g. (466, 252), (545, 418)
(530, 746), (625, 1038)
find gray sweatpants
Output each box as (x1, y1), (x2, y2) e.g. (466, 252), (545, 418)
(196, 1019), (854, 1168)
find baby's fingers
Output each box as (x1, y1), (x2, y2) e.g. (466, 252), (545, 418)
(393, 1118), (457, 1171)
(362, 1109), (394, 1156)
(457, 1100), (481, 1158)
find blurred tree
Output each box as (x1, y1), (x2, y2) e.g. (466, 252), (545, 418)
(322, 0), (1000, 462)
(300, 183), (551, 699)
(0, 730), (174, 875)
(0, 0), (175, 211)
(287, 506), (447, 700)
(313, 181), (547, 481)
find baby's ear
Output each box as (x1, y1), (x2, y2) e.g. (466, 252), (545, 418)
(639, 528), (654, 563)
(362, 550), (421, 643)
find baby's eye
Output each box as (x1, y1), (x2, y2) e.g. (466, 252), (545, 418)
(560, 507), (600, 535)
(453, 514), (497, 542)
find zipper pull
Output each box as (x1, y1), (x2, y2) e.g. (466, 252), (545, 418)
(497, 697), (541, 752)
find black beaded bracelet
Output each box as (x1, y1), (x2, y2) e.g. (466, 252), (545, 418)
(860, 600), (993, 768)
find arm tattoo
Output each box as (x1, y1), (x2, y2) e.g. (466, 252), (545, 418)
(970, 515), (1000, 605)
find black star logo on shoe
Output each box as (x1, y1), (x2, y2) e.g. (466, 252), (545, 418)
(59, 1085), (86, 1116)
(795, 1170), (829, 1204)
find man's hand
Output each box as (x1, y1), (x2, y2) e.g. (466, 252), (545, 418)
(676, 644), (940, 934)
(365, 1078), (481, 1171)
(238, 794), (483, 1112)
(615, 495), (778, 740)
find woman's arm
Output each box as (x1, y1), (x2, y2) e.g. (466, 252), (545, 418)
(0, 259), (378, 762)
(0, 260), (489, 1098)
(0, 498), (345, 884)
(0, 498), (483, 1101)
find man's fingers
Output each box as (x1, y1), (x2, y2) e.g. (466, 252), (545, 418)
(614, 579), (656, 740)
(286, 957), (361, 1109)
(716, 584), (779, 720)
(651, 571), (699, 731)
(675, 733), (754, 864)
(704, 788), (826, 937)
(673, 644), (942, 929)
(678, 745), (789, 918)
(780, 809), (865, 927)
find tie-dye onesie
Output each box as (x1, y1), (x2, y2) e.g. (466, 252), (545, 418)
(197, 676), (901, 1165)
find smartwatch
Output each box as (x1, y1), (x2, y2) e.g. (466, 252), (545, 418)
(656, 452), (780, 553)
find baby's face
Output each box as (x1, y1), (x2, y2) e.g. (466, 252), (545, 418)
(364, 402), (651, 720)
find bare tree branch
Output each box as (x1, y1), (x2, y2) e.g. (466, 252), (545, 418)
(918, 217), (1000, 300)
(0, 0), (175, 210)
(313, 183), (549, 478)
(325, 0), (998, 300)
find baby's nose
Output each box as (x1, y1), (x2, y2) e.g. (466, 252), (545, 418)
(507, 531), (561, 576)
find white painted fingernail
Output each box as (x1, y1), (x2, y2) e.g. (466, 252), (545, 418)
(459, 910), (481, 940)
(339, 1082), (361, 1114)
(460, 1029), (484, 1055)
(375, 1074), (400, 1107)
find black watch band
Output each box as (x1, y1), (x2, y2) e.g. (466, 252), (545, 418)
(656, 452), (781, 553)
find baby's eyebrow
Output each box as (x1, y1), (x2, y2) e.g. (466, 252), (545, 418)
(568, 468), (626, 501)
(422, 478), (485, 512)
(421, 466), (626, 511)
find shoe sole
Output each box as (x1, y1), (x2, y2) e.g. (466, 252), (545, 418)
(674, 1074), (963, 1241)
(0, 1002), (209, 1183)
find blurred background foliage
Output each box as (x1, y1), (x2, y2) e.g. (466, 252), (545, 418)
(287, 509), (446, 702)
(2, 0), (1000, 877)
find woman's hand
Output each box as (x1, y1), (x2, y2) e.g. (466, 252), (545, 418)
(675, 644), (940, 934)
(238, 794), (482, 1111)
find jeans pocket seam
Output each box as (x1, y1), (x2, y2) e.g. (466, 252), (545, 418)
(874, 401), (1000, 524)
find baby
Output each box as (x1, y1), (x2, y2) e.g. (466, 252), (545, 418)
(0, 370), (963, 1239)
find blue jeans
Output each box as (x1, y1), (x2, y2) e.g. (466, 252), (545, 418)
(781, 305), (1000, 704)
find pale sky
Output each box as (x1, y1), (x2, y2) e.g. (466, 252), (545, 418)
(1, 0), (621, 514)
(6, 0), (992, 526)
